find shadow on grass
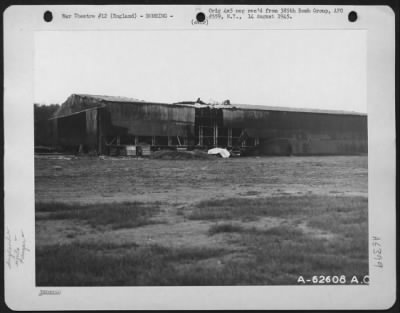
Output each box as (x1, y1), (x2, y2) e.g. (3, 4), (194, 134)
(36, 201), (162, 229)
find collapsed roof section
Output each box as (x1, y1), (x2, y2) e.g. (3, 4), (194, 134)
(174, 99), (366, 116)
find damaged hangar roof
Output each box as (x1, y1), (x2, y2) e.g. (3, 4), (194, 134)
(53, 93), (366, 119)
(174, 100), (366, 116)
(52, 94), (195, 119)
(76, 94), (146, 103)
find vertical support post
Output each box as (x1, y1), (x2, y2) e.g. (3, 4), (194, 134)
(213, 121), (218, 147)
(116, 136), (120, 145)
(228, 128), (232, 147)
(97, 109), (102, 154)
(198, 126), (203, 146)
(152, 136), (156, 146)
(134, 136), (139, 145)
(215, 123), (218, 147)
(168, 136), (172, 146)
(198, 127), (200, 145)
(213, 125), (215, 146)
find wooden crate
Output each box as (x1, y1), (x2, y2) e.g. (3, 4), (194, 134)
(125, 145), (137, 156)
(141, 145), (151, 156)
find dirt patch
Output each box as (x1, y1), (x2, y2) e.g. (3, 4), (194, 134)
(81, 220), (225, 249)
(296, 221), (336, 240)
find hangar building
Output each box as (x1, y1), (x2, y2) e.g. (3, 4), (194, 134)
(50, 94), (367, 156)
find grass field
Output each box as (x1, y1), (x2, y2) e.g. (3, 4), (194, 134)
(35, 155), (368, 286)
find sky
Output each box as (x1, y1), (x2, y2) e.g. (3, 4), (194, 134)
(35, 30), (366, 113)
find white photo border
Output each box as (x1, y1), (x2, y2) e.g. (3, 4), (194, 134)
(3, 5), (396, 310)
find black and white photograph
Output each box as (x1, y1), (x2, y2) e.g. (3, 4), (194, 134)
(34, 27), (369, 287)
(4, 4), (396, 310)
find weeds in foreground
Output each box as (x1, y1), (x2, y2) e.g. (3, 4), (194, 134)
(36, 220), (368, 286)
(36, 201), (161, 229)
(36, 195), (368, 285)
(36, 243), (228, 286)
(189, 195), (367, 236)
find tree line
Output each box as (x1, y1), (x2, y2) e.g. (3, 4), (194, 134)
(34, 104), (60, 146)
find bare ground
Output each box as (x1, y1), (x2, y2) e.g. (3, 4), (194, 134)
(35, 155), (367, 204)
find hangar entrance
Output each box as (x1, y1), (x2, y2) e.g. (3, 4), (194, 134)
(56, 112), (87, 152)
(194, 107), (258, 149)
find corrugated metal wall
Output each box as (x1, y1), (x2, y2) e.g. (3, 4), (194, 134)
(222, 109), (271, 129)
(86, 109), (98, 149)
(222, 108), (367, 140)
(53, 94), (367, 155)
(54, 95), (196, 142)
(104, 102), (195, 137)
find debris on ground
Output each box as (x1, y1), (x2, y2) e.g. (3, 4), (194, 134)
(150, 150), (215, 160)
(98, 155), (143, 161)
(35, 155), (74, 160)
(207, 148), (230, 158)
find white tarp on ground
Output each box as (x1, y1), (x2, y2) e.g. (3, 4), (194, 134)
(207, 148), (230, 158)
